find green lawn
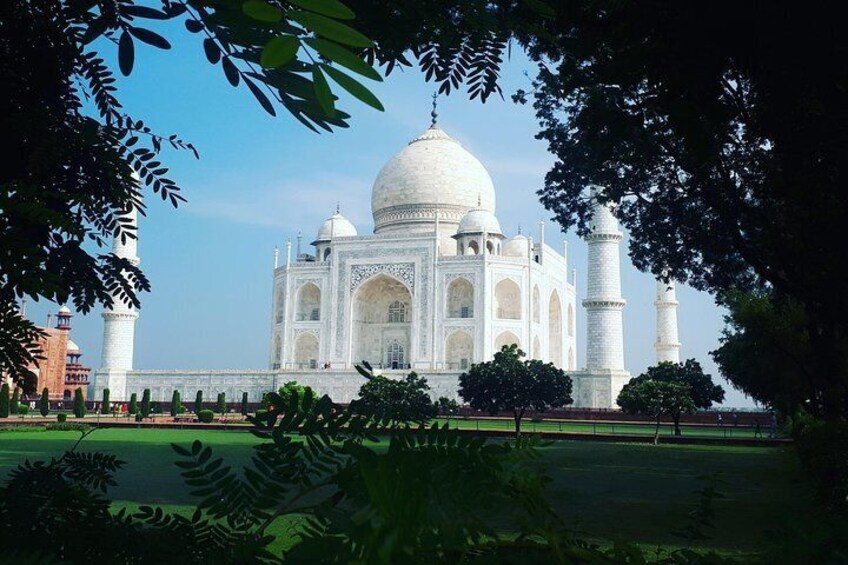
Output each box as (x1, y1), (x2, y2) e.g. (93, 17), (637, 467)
(0, 428), (816, 556)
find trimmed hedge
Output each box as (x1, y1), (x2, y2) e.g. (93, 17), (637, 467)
(18, 405), (28, 415)
(197, 409), (215, 423)
(57, 413), (67, 423)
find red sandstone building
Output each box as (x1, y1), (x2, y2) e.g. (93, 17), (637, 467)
(25, 306), (92, 400)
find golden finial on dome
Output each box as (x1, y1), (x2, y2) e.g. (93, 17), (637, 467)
(430, 92), (438, 127)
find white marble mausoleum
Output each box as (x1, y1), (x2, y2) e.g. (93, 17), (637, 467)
(91, 119), (682, 409)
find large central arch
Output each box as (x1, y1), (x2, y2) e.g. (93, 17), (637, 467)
(352, 274), (412, 369)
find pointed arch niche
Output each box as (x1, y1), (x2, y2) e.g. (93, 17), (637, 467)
(446, 278), (474, 318)
(445, 331), (474, 370)
(494, 279), (521, 320)
(296, 283), (321, 321)
(494, 330), (521, 352)
(549, 290), (563, 368)
(294, 333), (319, 369)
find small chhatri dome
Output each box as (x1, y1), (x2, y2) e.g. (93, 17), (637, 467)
(66, 340), (80, 353)
(58, 305), (71, 315)
(502, 234), (529, 257)
(313, 211), (357, 243)
(371, 125), (496, 235)
(456, 209), (502, 235)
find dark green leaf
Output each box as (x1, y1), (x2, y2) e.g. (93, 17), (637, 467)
(312, 66), (335, 116)
(322, 64), (383, 111)
(128, 26), (171, 49)
(260, 35), (299, 69)
(305, 38), (381, 81)
(185, 19), (204, 33)
(203, 38), (221, 64)
(118, 30), (134, 76)
(245, 77), (277, 115)
(289, 11), (372, 47)
(242, 0), (283, 22)
(222, 56), (240, 86)
(288, 0), (355, 20)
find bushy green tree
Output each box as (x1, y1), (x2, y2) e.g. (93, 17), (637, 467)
(9, 387), (19, 416)
(102, 388), (110, 413)
(73, 388), (86, 418)
(197, 409), (214, 423)
(355, 365), (436, 425)
(240, 392), (248, 416)
(194, 390), (203, 414)
(631, 360), (724, 435)
(436, 396), (459, 419)
(618, 380), (696, 445)
(128, 393), (138, 415)
(459, 345), (573, 438)
(140, 389), (151, 418)
(39, 387), (49, 417)
(0, 383), (9, 418)
(519, 4), (848, 420)
(216, 392), (226, 415)
(170, 390), (181, 417)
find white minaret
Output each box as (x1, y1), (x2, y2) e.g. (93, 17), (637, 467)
(583, 196), (626, 372)
(93, 206), (140, 400)
(655, 278), (681, 363)
(577, 191), (631, 408)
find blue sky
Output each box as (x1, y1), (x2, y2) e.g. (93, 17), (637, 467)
(24, 24), (755, 407)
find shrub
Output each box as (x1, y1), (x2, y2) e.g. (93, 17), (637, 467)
(141, 389), (151, 418)
(241, 392), (249, 416)
(102, 388), (110, 413)
(72, 388), (86, 418)
(796, 419), (848, 509)
(170, 390), (181, 417)
(195, 390), (203, 414)
(10, 387), (20, 416)
(57, 413), (67, 423)
(39, 388), (49, 417)
(135, 413), (143, 422)
(216, 392), (226, 415)
(197, 409), (215, 423)
(18, 405), (28, 415)
(0, 383), (9, 418)
(128, 393), (138, 415)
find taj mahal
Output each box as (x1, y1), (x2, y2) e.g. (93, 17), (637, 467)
(91, 117), (682, 409)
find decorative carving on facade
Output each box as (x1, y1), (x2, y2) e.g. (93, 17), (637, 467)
(349, 262), (415, 292)
(293, 328), (321, 338)
(444, 272), (475, 285)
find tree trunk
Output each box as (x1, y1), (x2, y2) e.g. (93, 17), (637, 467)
(514, 408), (524, 441)
(673, 414), (682, 436)
(654, 416), (661, 445)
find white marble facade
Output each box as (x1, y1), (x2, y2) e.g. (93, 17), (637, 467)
(271, 125), (578, 379)
(92, 122), (670, 409)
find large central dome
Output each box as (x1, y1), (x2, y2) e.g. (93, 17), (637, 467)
(371, 126), (496, 236)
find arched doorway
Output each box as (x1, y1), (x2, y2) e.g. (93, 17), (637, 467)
(494, 330), (521, 352)
(352, 274), (412, 369)
(494, 279), (521, 319)
(294, 333), (319, 369)
(549, 290), (563, 368)
(446, 278), (474, 318)
(445, 331), (474, 370)
(296, 283), (321, 321)
(532, 335), (542, 359)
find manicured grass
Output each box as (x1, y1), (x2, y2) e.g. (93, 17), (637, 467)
(0, 428), (816, 555)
